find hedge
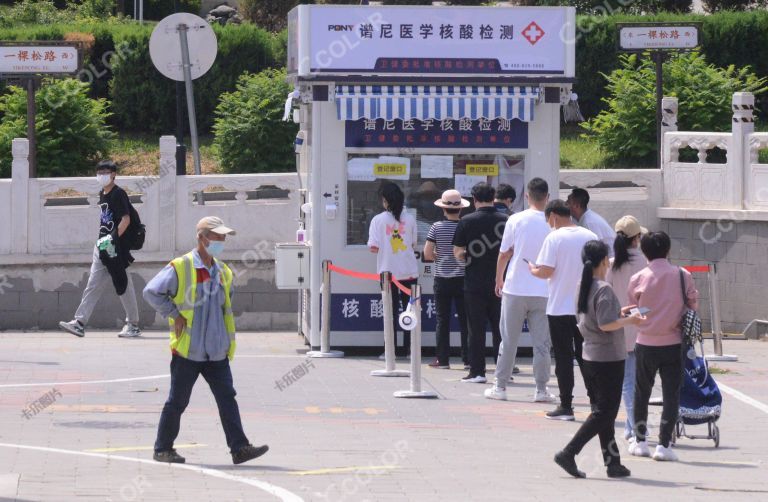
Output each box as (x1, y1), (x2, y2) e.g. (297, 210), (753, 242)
(0, 22), (283, 134)
(575, 10), (768, 120)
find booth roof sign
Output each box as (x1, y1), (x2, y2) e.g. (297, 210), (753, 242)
(0, 45), (79, 75)
(618, 25), (699, 51)
(288, 5), (575, 78)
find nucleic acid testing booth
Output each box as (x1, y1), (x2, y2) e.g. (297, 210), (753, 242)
(279, 3), (576, 350)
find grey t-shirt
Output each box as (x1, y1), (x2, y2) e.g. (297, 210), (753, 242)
(578, 280), (626, 362)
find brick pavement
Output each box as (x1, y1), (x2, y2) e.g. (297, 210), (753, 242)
(0, 332), (766, 501)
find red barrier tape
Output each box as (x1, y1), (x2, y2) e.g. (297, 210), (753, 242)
(683, 265), (710, 273)
(327, 263), (379, 281)
(391, 278), (414, 296)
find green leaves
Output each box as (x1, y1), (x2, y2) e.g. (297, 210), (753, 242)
(212, 68), (298, 174)
(583, 51), (767, 165)
(0, 78), (115, 177)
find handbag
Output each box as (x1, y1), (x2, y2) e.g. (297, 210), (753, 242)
(679, 269), (702, 346)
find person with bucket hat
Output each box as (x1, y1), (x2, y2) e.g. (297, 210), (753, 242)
(606, 215), (649, 440)
(143, 216), (268, 465)
(424, 189), (470, 369)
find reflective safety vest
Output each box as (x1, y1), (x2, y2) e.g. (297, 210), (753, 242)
(168, 252), (236, 360)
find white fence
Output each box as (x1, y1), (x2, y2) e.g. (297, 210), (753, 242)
(2, 136), (301, 263)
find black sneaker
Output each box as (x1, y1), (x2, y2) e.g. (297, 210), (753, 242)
(153, 449), (185, 463)
(513, 366), (520, 374)
(554, 451), (586, 478)
(59, 320), (85, 337)
(460, 373), (487, 383)
(545, 406), (575, 421)
(607, 463), (631, 478)
(232, 444), (269, 465)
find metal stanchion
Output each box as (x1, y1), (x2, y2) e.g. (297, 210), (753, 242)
(371, 272), (409, 377)
(704, 263), (738, 362)
(308, 260), (344, 358)
(395, 284), (438, 398)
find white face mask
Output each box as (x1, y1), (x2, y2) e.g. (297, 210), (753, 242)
(97, 173), (113, 187)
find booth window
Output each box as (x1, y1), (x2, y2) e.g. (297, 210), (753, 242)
(346, 153), (524, 246)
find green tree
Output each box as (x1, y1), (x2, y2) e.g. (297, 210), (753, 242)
(213, 68), (298, 173)
(0, 79), (115, 177)
(583, 51), (768, 164)
(703, 0), (768, 12)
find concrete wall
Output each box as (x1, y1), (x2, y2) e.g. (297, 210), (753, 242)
(0, 259), (297, 332)
(656, 219), (768, 335)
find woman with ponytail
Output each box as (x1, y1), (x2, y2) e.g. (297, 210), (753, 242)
(554, 240), (645, 480)
(368, 183), (419, 357)
(606, 215), (648, 441)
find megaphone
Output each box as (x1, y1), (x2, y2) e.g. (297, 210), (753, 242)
(399, 303), (418, 331)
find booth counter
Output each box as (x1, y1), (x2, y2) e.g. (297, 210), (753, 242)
(282, 4), (576, 350)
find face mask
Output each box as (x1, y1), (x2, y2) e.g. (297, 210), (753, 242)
(205, 240), (225, 258)
(97, 174), (112, 187)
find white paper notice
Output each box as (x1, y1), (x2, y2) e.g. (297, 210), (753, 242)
(454, 174), (486, 197)
(420, 155), (454, 179)
(347, 158), (376, 182)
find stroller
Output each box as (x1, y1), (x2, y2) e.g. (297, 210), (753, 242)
(672, 340), (723, 447)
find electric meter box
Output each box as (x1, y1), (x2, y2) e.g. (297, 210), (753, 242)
(275, 243), (310, 289)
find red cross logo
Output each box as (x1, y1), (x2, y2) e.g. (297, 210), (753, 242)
(522, 22), (545, 45)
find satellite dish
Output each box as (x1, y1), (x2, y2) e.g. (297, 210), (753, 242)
(149, 13), (217, 82)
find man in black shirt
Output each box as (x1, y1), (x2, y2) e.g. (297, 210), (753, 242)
(59, 161), (141, 338)
(453, 183), (507, 383)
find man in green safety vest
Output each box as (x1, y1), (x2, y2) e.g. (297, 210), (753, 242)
(143, 216), (268, 464)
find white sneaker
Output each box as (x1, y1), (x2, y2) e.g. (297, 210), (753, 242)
(484, 386), (507, 401)
(652, 445), (678, 462)
(628, 438), (651, 457)
(118, 323), (142, 338)
(533, 389), (557, 403)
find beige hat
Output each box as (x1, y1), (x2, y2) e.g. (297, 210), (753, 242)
(614, 215), (647, 238)
(196, 216), (236, 236)
(434, 189), (470, 209)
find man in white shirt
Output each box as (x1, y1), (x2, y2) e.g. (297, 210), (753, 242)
(567, 188), (615, 257)
(485, 178), (555, 403)
(529, 200), (598, 421)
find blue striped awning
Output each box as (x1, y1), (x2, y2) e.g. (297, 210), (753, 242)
(335, 85), (540, 122)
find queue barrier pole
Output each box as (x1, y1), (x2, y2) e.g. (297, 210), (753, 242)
(307, 260), (344, 359)
(394, 284), (438, 399)
(371, 271), (410, 378)
(683, 264), (738, 362)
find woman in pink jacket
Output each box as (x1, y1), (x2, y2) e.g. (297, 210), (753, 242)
(627, 231), (698, 462)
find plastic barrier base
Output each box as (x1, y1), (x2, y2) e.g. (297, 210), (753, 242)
(307, 350), (345, 358)
(371, 369), (410, 377)
(704, 354), (739, 362)
(394, 390), (439, 399)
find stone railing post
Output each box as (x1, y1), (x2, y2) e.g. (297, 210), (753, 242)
(732, 92), (754, 209)
(661, 96), (678, 135)
(158, 135), (177, 253)
(11, 138), (30, 254)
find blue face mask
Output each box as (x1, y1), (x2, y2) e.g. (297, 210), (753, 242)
(205, 240), (225, 258)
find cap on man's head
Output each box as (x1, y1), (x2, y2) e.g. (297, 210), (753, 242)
(196, 216), (236, 236)
(96, 160), (117, 172)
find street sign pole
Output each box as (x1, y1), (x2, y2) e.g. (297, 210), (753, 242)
(177, 22), (204, 205)
(26, 77), (37, 177)
(654, 50), (664, 169)
(173, 0), (186, 176)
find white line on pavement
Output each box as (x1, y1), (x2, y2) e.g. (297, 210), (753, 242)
(0, 443), (303, 502)
(0, 374), (170, 389)
(718, 383), (768, 415)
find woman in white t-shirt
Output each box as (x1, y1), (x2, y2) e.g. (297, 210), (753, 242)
(605, 215), (648, 440)
(368, 183), (419, 357)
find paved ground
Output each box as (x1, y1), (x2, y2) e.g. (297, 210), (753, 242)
(0, 331), (766, 502)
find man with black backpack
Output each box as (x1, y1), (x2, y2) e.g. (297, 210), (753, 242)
(59, 160), (144, 338)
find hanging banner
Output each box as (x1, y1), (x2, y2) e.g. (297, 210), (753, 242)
(288, 5), (575, 77)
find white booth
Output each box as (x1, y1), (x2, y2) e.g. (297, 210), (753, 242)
(283, 4), (576, 350)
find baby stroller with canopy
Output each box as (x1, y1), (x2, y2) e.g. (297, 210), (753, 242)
(672, 339), (723, 447)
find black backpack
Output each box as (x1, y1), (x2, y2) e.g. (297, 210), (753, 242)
(125, 204), (146, 251)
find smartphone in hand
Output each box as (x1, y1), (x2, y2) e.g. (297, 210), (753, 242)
(630, 307), (651, 316)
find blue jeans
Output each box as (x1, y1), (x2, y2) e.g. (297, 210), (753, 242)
(622, 351), (636, 438)
(155, 355), (249, 453)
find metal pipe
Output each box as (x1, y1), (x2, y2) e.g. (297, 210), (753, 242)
(409, 284), (421, 393)
(381, 272), (396, 372)
(320, 259), (331, 353)
(177, 22), (204, 205)
(26, 78), (37, 178)
(708, 263), (723, 356)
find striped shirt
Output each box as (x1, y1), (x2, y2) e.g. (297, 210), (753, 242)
(426, 220), (465, 278)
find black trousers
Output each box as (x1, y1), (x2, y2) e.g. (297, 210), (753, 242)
(548, 315), (594, 409)
(464, 289), (501, 376)
(634, 343), (684, 448)
(390, 278), (417, 356)
(564, 360), (625, 466)
(434, 276), (469, 365)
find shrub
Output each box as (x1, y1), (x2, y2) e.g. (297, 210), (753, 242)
(213, 68), (298, 173)
(0, 78), (115, 177)
(583, 51), (768, 164)
(141, 0), (200, 21)
(0, 0), (67, 26)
